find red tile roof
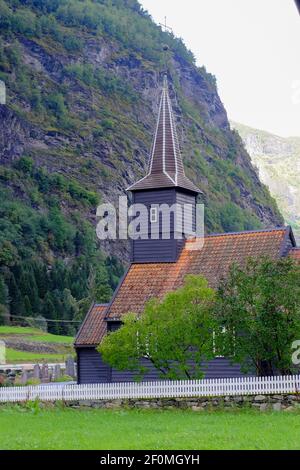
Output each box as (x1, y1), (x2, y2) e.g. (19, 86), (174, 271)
(75, 227), (296, 346)
(107, 228), (292, 319)
(74, 304), (108, 346)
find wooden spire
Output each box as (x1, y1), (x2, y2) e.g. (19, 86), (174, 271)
(128, 75), (200, 193)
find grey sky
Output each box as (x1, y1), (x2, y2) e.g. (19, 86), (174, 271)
(140, 0), (300, 137)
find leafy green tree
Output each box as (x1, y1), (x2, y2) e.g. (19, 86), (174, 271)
(5, 41), (22, 66)
(47, 208), (75, 253)
(45, 92), (67, 119)
(63, 34), (83, 52)
(216, 257), (300, 376)
(11, 9), (37, 36)
(0, 241), (18, 267)
(99, 275), (216, 380)
(14, 156), (34, 174)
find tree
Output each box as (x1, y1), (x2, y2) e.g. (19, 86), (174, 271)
(0, 276), (9, 325)
(14, 156), (33, 174)
(42, 292), (59, 335)
(216, 257), (300, 376)
(45, 92), (66, 118)
(8, 273), (25, 316)
(99, 275), (216, 380)
(0, 241), (18, 267)
(61, 288), (78, 336)
(23, 295), (33, 317)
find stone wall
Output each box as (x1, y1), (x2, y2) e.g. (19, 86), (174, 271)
(67, 394), (300, 412)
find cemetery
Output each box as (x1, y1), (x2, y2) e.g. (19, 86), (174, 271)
(0, 357), (76, 386)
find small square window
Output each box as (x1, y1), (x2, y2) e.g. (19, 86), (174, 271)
(150, 207), (158, 223)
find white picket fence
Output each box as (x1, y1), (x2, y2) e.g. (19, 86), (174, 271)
(0, 375), (300, 403)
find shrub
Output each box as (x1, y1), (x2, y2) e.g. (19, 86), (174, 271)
(53, 374), (73, 383)
(44, 93), (67, 119)
(25, 377), (41, 386)
(101, 118), (114, 130)
(14, 157), (34, 174)
(62, 35), (83, 52)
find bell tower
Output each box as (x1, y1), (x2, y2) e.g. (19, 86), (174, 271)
(127, 75), (201, 263)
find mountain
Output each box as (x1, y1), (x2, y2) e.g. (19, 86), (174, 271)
(232, 121), (300, 242)
(0, 0), (283, 331)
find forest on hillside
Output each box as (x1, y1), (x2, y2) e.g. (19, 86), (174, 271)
(0, 0), (283, 334)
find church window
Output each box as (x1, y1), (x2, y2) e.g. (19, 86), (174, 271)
(150, 207), (158, 223)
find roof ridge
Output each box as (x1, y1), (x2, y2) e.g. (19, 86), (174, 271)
(203, 227), (287, 238)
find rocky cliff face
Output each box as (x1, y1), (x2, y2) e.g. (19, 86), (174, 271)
(232, 121), (300, 242)
(0, 0), (285, 328)
(0, 0), (283, 265)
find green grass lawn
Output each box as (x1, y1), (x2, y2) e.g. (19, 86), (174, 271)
(0, 326), (74, 364)
(0, 407), (299, 450)
(5, 348), (69, 364)
(0, 326), (41, 335)
(0, 326), (73, 344)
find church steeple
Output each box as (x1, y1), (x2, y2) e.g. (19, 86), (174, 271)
(128, 75), (200, 264)
(128, 75), (200, 194)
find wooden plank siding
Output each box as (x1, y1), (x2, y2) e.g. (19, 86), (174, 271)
(112, 357), (248, 383)
(76, 321), (250, 384)
(132, 188), (197, 263)
(77, 346), (248, 385)
(77, 347), (110, 384)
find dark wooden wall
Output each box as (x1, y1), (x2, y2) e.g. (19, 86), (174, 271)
(131, 188), (197, 263)
(76, 347), (249, 385)
(77, 347), (110, 384)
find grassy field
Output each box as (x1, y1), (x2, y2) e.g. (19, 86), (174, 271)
(0, 326), (74, 363)
(0, 326), (73, 343)
(0, 406), (299, 450)
(5, 348), (68, 364)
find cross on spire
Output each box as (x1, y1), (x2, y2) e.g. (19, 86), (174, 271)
(159, 16), (172, 34)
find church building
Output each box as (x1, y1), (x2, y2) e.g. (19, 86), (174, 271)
(75, 76), (299, 384)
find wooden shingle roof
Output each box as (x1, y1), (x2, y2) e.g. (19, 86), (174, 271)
(74, 304), (108, 346)
(127, 75), (200, 194)
(107, 227), (294, 320)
